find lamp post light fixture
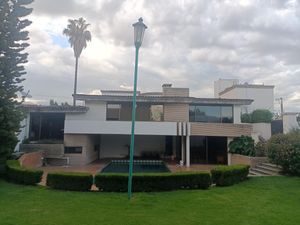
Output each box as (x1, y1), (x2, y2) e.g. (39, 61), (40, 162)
(128, 17), (147, 199)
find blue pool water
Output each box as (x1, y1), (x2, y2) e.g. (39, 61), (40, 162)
(101, 160), (170, 173)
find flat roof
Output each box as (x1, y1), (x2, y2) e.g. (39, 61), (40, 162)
(74, 94), (253, 105)
(21, 105), (88, 113)
(219, 84), (274, 95)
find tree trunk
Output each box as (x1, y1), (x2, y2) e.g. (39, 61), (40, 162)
(73, 57), (79, 106)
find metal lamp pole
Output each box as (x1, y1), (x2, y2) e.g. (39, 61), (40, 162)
(128, 18), (147, 199)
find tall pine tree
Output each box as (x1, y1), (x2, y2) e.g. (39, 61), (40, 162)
(0, 0), (33, 169)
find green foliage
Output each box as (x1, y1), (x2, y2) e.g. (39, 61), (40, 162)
(228, 135), (255, 156)
(254, 140), (267, 157)
(95, 172), (211, 192)
(1, 177), (300, 225)
(211, 165), (250, 186)
(6, 160), (43, 185)
(267, 131), (300, 175)
(241, 113), (252, 123)
(241, 109), (273, 123)
(46, 172), (93, 191)
(0, 0), (33, 167)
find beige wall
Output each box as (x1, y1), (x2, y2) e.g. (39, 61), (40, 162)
(191, 123), (252, 137)
(164, 104), (189, 122)
(229, 153), (268, 168)
(163, 87), (189, 97)
(64, 134), (100, 165)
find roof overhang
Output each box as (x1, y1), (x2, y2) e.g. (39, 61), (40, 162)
(74, 94), (253, 105)
(21, 105), (89, 113)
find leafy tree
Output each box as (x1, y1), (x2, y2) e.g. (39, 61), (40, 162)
(0, 0), (33, 173)
(241, 109), (273, 123)
(63, 17), (91, 106)
(49, 99), (58, 106)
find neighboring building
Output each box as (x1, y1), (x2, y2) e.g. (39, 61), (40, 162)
(283, 112), (300, 134)
(19, 84), (253, 167)
(214, 79), (274, 114)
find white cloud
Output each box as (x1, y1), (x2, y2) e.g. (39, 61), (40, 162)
(20, 0), (300, 112)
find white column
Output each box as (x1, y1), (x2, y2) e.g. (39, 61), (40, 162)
(181, 135), (185, 164)
(227, 137), (233, 165)
(185, 123), (190, 167)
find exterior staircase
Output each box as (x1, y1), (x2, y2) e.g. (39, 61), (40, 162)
(249, 163), (282, 176)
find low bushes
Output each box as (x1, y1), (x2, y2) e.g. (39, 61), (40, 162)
(46, 172), (93, 191)
(211, 165), (250, 186)
(267, 131), (300, 175)
(6, 160), (43, 185)
(95, 172), (211, 192)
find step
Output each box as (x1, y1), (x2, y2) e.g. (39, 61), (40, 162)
(256, 165), (281, 173)
(249, 170), (265, 176)
(250, 168), (277, 176)
(260, 163), (282, 170)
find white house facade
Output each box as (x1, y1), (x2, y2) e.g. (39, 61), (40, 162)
(214, 79), (274, 114)
(19, 84), (254, 167)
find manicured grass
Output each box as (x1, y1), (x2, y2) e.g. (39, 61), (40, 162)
(0, 176), (300, 225)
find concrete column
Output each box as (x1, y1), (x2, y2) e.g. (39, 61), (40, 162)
(185, 122), (190, 167)
(227, 137), (233, 165)
(181, 135), (185, 164)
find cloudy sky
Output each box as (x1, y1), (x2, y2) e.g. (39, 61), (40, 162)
(23, 0), (300, 113)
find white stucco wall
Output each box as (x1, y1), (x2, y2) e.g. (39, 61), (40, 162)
(15, 113), (30, 152)
(64, 120), (178, 136)
(220, 87), (274, 113)
(283, 113), (300, 134)
(66, 101), (106, 121)
(252, 123), (271, 141)
(214, 79), (239, 98)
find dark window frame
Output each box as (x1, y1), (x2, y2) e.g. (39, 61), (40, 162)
(189, 104), (233, 123)
(64, 146), (83, 154)
(106, 103), (121, 121)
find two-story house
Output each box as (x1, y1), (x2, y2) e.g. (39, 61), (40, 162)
(58, 84), (253, 166)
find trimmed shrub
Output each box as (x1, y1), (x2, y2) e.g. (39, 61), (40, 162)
(95, 172), (211, 192)
(46, 172), (93, 191)
(228, 135), (255, 156)
(6, 160), (43, 185)
(211, 165), (250, 187)
(267, 131), (300, 175)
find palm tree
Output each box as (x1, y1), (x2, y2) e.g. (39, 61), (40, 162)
(63, 17), (92, 106)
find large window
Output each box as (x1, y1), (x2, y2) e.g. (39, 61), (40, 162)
(106, 104), (121, 120)
(189, 105), (233, 123)
(106, 103), (164, 121)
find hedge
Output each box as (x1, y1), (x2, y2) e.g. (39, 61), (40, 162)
(267, 131), (300, 175)
(6, 160), (43, 185)
(211, 165), (250, 187)
(95, 172), (211, 192)
(46, 172), (93, 191)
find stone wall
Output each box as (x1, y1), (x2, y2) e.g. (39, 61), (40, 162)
(19, 151), (43, 168)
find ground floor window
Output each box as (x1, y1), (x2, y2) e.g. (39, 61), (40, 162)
(190, 136), (227, 164)
(64, 146), (82, 154)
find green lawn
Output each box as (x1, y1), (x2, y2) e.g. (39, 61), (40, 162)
(0, 176), (300, 225)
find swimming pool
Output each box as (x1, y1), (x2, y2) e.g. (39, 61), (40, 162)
(100, 160), (170, 173)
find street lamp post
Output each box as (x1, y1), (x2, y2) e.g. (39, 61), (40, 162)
(128, 17), (147, 199)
